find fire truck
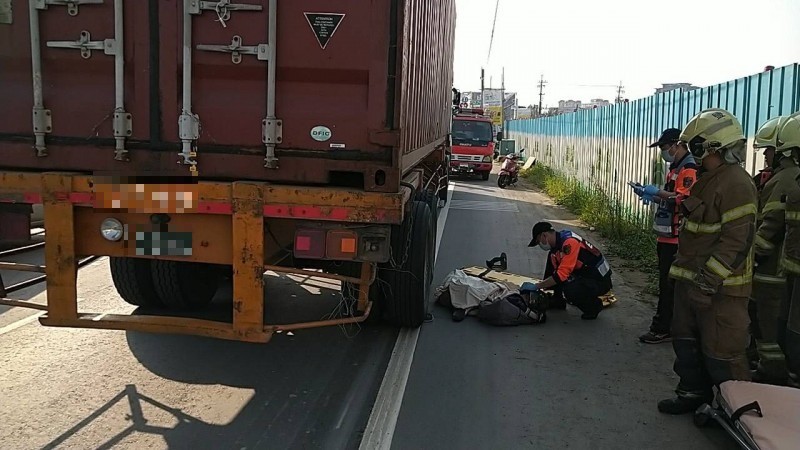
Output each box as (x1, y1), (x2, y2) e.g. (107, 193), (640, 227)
(449, 108), (496, 181)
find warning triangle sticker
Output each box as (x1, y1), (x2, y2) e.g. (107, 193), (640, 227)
(304, 12), (345, 50)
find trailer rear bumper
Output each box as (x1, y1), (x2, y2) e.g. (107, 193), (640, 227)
(0, 171), (409, 342)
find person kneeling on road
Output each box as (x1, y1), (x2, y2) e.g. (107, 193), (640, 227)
(521, 222), (612, 320)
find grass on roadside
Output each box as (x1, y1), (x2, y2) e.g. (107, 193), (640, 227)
(522, 164), (659, 296)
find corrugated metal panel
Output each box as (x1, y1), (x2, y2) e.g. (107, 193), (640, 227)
(507, 63), (800, 225)
(397, 0), (455, 165)
(0, 0), (455, 192)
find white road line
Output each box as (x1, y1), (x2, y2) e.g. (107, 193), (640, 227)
(0, 310), (46, 336)
(359, 182), (455, 450)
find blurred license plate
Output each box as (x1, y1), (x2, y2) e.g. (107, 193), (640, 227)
(135, 231), (192, 256)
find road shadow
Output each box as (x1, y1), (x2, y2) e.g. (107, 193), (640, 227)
(31, 271), (399, 450)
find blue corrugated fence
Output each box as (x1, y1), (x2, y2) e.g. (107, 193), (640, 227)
(506, 63), (800, 225)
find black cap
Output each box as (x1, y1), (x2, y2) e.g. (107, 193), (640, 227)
(648, 128), (681, 148)
(528, 221), (554, 247)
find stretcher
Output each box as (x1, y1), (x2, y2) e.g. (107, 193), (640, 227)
(694, 381), (800, 450)
(460, 266), (618, 308)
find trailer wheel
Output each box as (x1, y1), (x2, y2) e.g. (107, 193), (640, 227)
(151, 260), (221, 311)
(416, 188), (439, 222)
(438, 171), (449, 204)
(381, 200), (433, 328)
(109, 257), (163, 308)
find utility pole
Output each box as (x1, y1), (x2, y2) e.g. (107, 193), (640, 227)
(537, 74), (547, 117)
(480, 67), (485, 109)
(615, 81), (625, 103)
(501, 67), (505, 130)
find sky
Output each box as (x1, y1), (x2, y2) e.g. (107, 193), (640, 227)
(454, 0), (800, 108)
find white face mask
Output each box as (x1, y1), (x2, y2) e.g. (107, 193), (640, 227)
(661, 149), (674, 163)
(538, 240), (551, 251)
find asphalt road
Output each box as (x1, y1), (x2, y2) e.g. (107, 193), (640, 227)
(0, 173), (737, 450)
(389, 176), (735, 450)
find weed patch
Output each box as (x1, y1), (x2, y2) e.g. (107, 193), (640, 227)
(522, 164), (658, 280)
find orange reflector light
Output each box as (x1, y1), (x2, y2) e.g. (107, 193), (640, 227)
(340, 238), (357, 254)
(326, 230), (358, 260)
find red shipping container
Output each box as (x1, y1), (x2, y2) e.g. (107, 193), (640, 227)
(0, 0), (456, 193)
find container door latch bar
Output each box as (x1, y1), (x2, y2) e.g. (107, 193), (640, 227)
(34, 0), (104, 17)
(196, 35), (269, 65)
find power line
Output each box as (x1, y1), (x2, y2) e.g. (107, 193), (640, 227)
(486, 0), (501, 65)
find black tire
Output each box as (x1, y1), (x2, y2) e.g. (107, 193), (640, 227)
(110, 257), (163, 307)
(481, 171), (491, 181)
(151, 260), (222, 311)
(381, 201), (433, 328)
(498, 174), (508, 189)
(416, 188), (439, 220)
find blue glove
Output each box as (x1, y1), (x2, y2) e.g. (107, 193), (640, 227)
(643, 185), (660, 197)
(520, 282), (539, 293)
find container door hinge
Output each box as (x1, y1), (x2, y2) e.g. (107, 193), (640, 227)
(113, 111), (132, 161)
(34, 0), (104, 17)
(262, 118), (282, 169)
(188, 0), (263, 27)
(32, 107), (52, 157)
(178, 113), (200, 173)
(262, 118), (282, 145)
(196, 35), (269, 64)
(46, 30), (118, 59)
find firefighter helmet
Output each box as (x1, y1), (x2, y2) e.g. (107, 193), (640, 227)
(754, 116), (791, 150)
(680, 108), (746, 160)
(777, 113), (800, 152)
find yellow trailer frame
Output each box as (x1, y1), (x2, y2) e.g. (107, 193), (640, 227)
(0, 171), (416, 343)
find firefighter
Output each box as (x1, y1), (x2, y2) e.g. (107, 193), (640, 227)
(658, 109), (757, 415)
(778, 113), (800, 388)
(523, 221), (612, 320)
(749, 115), (799, 384)
(633, 128), (698, 344)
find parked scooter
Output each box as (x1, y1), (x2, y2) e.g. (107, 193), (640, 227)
(497, 153), (520, 188)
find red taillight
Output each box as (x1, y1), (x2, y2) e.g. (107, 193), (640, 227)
(294, 229), (326, 259)
(326, 230), (358, 260)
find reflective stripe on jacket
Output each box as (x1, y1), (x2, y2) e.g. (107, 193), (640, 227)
(782, 171), (800, 274)
(547, 231), (610, 285)
(655, 153), (698, 244)
(753, 159), (800, 283)
(668, 163), (757, 297)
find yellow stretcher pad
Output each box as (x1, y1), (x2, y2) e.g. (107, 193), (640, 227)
(461, 266), (618, 308)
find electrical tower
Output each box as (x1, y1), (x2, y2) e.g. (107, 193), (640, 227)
(537, 74), (547, 117)
(615, 81), (625, 103)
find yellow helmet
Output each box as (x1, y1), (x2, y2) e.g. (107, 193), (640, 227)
(680, 108), (746, 160)
(754, 116), (791, 150)
(777, 113), (800, 152)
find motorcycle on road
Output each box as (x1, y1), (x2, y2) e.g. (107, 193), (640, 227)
(497, 152), (521, 189)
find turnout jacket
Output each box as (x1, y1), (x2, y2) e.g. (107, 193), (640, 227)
(669, 163), (757, 297)
(753, 158), (800, 284)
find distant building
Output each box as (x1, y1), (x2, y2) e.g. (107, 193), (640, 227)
(514, 106), (535, 119)
(582, 98), (611, 109)
(655, 83), (699, 94)
(558, 100), (582, 114)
